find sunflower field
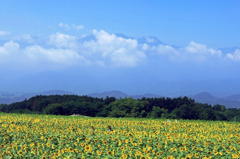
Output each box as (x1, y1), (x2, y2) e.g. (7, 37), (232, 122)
(0, 113), (239, 159)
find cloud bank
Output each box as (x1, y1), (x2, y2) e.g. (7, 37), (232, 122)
(0, 26), (239, 72)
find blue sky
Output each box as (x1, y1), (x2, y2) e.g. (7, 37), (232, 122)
(0, 1), (240, 96)
(0, 0), (239, 47)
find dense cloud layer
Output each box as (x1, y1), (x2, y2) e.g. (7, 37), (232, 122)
(0, 28), (239, 72)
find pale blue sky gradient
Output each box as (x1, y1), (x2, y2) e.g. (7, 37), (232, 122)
(1, 0), (240, 47)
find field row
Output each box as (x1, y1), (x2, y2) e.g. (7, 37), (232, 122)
(0, 113), (240, 158)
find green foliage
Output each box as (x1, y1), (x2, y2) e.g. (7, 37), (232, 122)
(148, 106), (168, 118)
(107, 98), (146, 117)
(0, 94), (239, 121)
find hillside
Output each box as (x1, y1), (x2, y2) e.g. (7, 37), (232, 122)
(88, 91), (162, 99)
(222, 94), (240, 102)
(0, 90), (75, 104)
(190, 92), (240, 108)
(88, 91), (129, 99)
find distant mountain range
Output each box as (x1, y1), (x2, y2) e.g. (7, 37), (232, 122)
(88, 91), (162, 99)
(0, 90), (240, 108)
(190, 92), (240, 108)
(0, 90), (75, 104)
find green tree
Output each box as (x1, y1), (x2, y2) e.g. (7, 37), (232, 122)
(148, 106), (168, 118)
(108, 98), (145, 117)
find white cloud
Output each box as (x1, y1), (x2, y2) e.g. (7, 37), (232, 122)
(140, 42), (180, 61)
(0, 41), (23, 67)
(155, 45), (177, 54)
(175, 41), (223, 62)
(0, 41), (20, 55)
(185, 41), (222, 56)
(0, 40), (90, 70)
(59, 22), (84, 31)
(141, 43), (149, 51)
(141, 41), (224, 62)
(2, 28), (240, 71)
(48, 32), (78, 49)
(0, 31), (10, 36)
(59, 23), (71, 30)
(24, 45), (89, 65)
(81, 29), (146, 67)
(226, 49), (240, 61)
(13, 34), (35, 43)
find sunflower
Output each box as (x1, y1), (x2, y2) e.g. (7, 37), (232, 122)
(97, 150), (101, 155)
(69, 147), (74, 152)
(80, 143), (85, 147)
(84, 146), (90, 151)
(122, 153), (128, 158)
(167, 156), (171, 159)
(147, 139), (151, 143)
(136, 151), (142, 155)
(232, 154), (238, 158)
(195, 153), (200, 158)
(18, 150), (23, 156)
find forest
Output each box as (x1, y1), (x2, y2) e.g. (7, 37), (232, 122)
(0, 95), (239, 121)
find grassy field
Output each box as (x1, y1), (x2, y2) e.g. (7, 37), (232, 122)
(0, 113), (239, 159)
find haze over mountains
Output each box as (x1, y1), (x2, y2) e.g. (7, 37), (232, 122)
(1, 90), (240, 108)
(1, 33), (240, 98)
(1, 34), (240, 100)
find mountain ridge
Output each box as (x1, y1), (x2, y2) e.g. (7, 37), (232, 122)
(0, 90), (75, 104)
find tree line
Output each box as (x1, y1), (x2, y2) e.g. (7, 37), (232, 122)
(0, 95), (239, 121)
